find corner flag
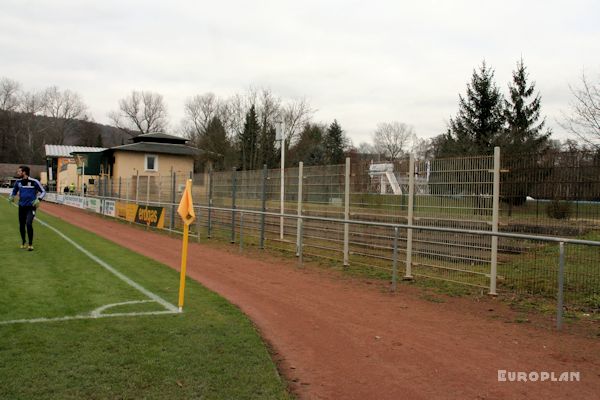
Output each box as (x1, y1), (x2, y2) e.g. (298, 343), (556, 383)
(177, 180), (196, 225)
(177, 179), (195, 312)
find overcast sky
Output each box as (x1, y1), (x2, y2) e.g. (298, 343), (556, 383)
(1, 0), (599, 145)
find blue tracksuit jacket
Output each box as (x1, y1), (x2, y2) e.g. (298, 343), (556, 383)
(11, 178), (46, 207)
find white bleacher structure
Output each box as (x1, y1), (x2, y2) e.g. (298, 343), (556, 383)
(368, 161), (431, 195)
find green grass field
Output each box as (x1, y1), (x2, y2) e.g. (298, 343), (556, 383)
(0, 199), (291, 399)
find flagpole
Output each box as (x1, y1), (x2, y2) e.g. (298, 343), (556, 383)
(178, 221), (189, 312)
(177, 179), (194, 312)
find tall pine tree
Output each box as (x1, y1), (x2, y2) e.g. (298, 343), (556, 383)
(502, 58), (550, 155)
(501, 59), (552, 208)
(439, 61), (505, 156)
(201, 116), (233, 171)
(288, 123), (326, 166)
(324, 119), (346, 164)
(238, 105), (260, 170)
(258, 117), (278, 169)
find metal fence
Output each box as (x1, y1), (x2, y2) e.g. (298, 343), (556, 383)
(80, 147), (600, 318)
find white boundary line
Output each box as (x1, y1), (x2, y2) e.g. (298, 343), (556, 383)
(90, 300), (155, 317)
(0, 310), (177, 325)
(1, 204), (180, 325)
(35, 216), (179, 313)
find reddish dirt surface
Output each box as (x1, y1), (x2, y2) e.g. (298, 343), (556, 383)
(42, 203), (600, 400)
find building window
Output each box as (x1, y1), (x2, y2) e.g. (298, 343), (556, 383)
(145, 154), (158, 171)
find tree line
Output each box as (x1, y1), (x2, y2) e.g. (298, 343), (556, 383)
(0, 81), (351, 169)
(435, 59), (600, 158)
(1, 59), (598, 169)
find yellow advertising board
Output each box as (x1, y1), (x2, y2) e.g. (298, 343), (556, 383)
(135, 205), (165, 228)
(115, 201), (165, 228)
(115, 202), (139, 222)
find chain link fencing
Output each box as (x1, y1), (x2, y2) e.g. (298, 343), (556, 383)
(72, 147), (600, 318)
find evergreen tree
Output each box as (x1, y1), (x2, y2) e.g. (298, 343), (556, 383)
(502, 59), (551, 154)
(238, 105), (260, 170)
(501, 59), (552, 208)
(258, 117), (278, 169)
(324, 119), (346, 164)
(201, 116), (233, 171)
(439, 61), (505, 156)
(288, 123), (326, 166)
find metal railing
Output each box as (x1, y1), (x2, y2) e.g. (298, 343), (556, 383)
(42, 188), (600, 330)
(45, 147), (600, 328)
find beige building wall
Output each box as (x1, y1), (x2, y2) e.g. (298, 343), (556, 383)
(55, 158), (99, 194)
(56, 157), (78, 192)
(113, 152), (194, 180)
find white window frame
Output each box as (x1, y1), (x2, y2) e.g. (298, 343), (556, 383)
(144, 154), (159, 172)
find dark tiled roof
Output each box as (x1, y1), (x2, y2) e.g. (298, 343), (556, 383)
(131, 132), (188, 144)
(109, 142), (201, 156)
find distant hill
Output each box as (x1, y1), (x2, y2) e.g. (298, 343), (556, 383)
(63, 118), (132, 147)
(0, 110), (133, 164)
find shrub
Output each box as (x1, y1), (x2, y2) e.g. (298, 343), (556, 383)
(546, 200), (571, 219)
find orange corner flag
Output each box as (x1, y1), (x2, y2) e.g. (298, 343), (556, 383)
(177, 180), (196, 225)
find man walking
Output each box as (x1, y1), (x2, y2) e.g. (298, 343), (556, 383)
(8, 166), (46, 251)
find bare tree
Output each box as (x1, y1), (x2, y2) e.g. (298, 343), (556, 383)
(0, 77), (22, 111)
(357, 141), (377, 154)
(227, 88), (258, 140)
(372, 121), (416, 161)
(226, 87), (314, 144)
(560, 71), (600, 148)
(109, 90), (169, 135)
(19, 90), (47, 159)
(412, 137), (437, 159)
(181, 92), (229, 146)
(42, 86), (87, 144)
(281, 97), (315, 146)
(256, 88), (281, 130)
(0, 78), (23, 161)
(20, 90), (45, 115)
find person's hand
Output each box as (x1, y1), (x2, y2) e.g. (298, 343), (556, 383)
(32, 198), (40, 208)
(8, 195), (14, 203)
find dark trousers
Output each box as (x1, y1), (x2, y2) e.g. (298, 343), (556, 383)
(18, 206), (36, 246)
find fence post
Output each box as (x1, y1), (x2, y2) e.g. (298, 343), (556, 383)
(196, 209), (201, 243)
(280, 154), (285, 240)
(343, 157), (350, 267)
(158, 174), (161, 204)
(146, 176), (150, 205)
(207, 169), (213, 238)
(239, 212), (244, 252)
(231, 168), (237, 244)
(392, 227), (399, 291)
(118, 177), (122, 200)
(260, 164), (267, 249)
(489, 146), (500, 295)
(296, 162), (303, 256)
(405, 153), (415, 280)
(135, 171), (139, 203)
(557, 242), (565, 330)
(298, 217), (304, 268)
(170, 170), (176, 231)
